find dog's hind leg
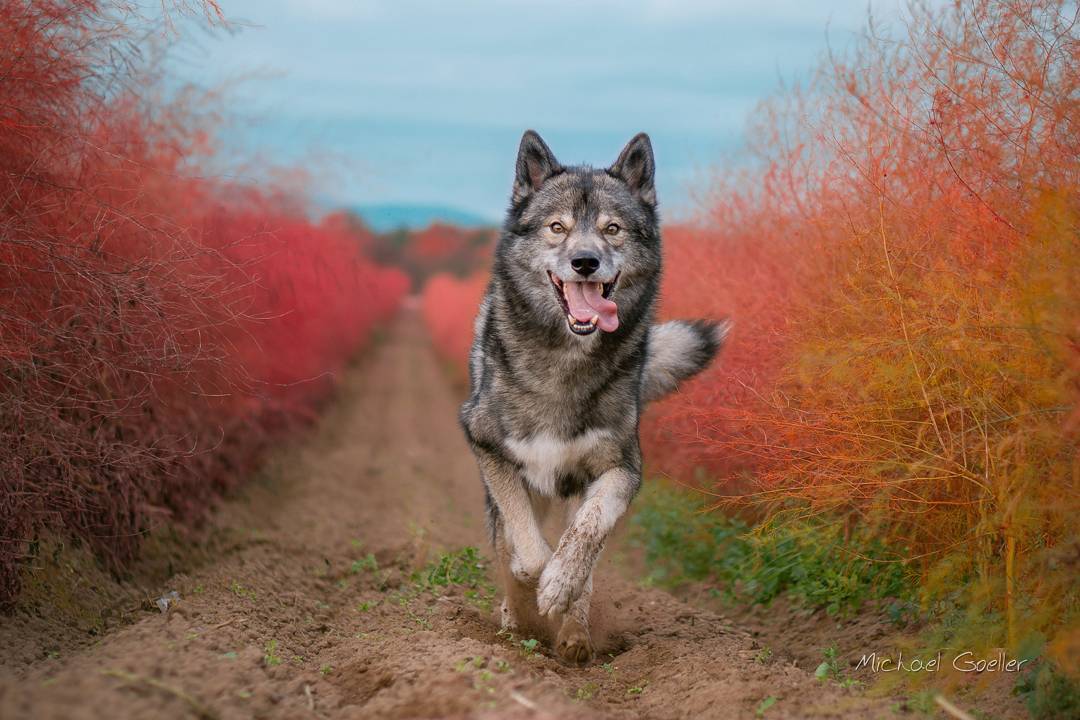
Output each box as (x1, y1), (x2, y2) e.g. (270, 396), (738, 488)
(493, 530), (527, 632)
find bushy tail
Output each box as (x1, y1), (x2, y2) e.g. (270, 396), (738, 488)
(641, 319), (730, 404)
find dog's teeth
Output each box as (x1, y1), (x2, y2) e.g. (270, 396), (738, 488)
(589, 314), (599, 325)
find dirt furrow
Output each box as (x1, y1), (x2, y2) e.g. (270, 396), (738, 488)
(0, 309), (893, 719)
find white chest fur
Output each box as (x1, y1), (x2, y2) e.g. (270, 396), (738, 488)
(505, 430), (610, 496)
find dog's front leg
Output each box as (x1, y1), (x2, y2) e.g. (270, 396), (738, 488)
(476, 448), (551, 583)
(536, 466), (638, 617)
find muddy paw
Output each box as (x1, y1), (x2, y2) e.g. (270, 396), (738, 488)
(556, 620), (594, 666)
(536, 554), (583, 617)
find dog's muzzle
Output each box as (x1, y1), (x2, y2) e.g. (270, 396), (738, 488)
(548, 271), (620, 335)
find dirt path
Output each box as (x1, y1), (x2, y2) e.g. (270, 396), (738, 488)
(0, 309), (895, 719)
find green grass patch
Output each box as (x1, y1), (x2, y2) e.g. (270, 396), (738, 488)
(409, 546), (496, 612)
(350, 553), (379, 574)
(630, 481), (914, 616)
(417, 546), (487, 589)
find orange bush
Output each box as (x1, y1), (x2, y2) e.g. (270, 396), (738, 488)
(0, 1), (406, 605)
(651, 0), (1078, 650)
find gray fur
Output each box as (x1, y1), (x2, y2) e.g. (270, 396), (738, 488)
(459, 130), (726, 664)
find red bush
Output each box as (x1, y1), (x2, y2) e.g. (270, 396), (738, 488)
(204, 203), (407, 411)
(642, 215), (801, 481)
(421, 272), (488, 381)
(0, 1), (406, 605)
(398, 224), (494, 288)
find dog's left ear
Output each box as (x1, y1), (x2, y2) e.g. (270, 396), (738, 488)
(610, 133), (656, 206)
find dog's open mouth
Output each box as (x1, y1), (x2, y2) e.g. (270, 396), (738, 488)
(548, 271), (620, 335)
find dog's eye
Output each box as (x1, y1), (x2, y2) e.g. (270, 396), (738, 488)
(549, 222), (565, 234)
(604, 223), (620, 235)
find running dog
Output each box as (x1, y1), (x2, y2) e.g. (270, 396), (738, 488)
(459, 130), (727, 665)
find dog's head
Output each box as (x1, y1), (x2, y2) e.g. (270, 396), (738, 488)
(498, 130), (661, 338)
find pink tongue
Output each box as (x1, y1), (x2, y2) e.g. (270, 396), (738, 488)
(564, 281), (619, 332)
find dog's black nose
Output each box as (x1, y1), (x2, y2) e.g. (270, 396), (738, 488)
(570, 253), (601, 277)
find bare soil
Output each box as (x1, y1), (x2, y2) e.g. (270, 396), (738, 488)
(0, 309), (901, 719)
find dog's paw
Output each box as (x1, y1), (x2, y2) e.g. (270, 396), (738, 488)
(555, 618), (594, 666)
(536, 553), (587, 618)
(509, 541), (551, 584)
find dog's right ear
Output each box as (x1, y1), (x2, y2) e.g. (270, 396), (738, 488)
(513, 130), (561, 203)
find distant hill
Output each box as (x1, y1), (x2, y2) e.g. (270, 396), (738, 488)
(353, 204), (496, 233)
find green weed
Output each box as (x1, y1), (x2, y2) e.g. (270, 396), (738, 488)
(263, 639), (282, 667)
(412, 546), (495, 612)
(814, 647), (859, 688)
(814, 646), (841, 681)
(350, 554), (378, 574)
(229, 581), (256, 600)
(755, 696), (777, 716)
(417, 546), (486, 588)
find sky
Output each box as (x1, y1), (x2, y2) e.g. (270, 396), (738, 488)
(164, 0), (911, 223)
